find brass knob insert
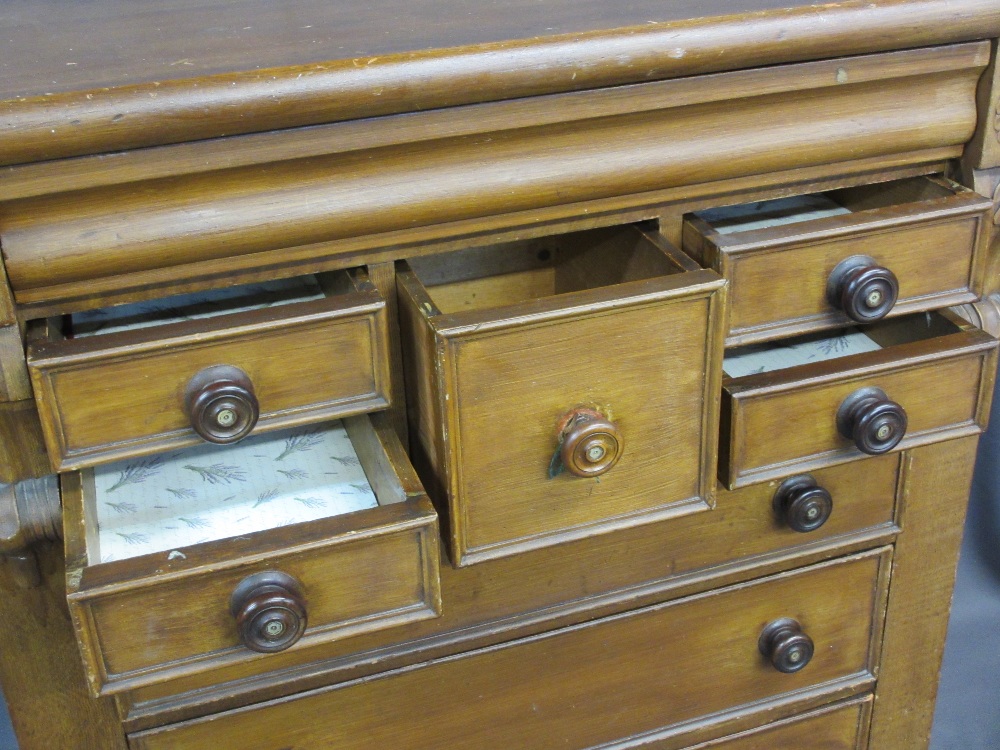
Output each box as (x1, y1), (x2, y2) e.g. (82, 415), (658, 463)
(827, 255), (899, 323)
(773, 475), (833, 533)
(185, 365), (259, 444)
(556, 408), (623, 478)
(230, 571), (307, 654)
(759, 618), (814, 674)
(837, 386), (907, 455)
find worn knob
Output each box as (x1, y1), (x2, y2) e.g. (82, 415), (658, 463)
(837, 386), (907, 455)
(185, 365), (259, 444)
(773, 475), (833, 533)
(759, 618), (814, 674)
(557, 408), (623, 478)
(230, 571), (307, 654)
(827, 255), (898, 323)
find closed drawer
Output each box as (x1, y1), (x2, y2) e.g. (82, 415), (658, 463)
(61, 412), (441, 696)
(720, 311), (997, 488)
(682, 176), (993, 346)
(129, 549), (889, 750)
(674, 696), (872, 750)
(397, 224), (727, 565)
(27, 270), (391, 470)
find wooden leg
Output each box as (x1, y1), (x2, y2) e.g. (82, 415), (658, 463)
(0, 540), (126, 750)
(868, 436), (981, 749)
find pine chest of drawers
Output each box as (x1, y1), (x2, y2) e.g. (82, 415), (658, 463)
(1, 2), (1000, 748)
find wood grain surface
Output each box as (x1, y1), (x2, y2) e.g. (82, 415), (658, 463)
(0, 1), (997, 164)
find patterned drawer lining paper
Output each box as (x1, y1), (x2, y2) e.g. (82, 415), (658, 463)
(91, 421), (377, 563)
(694, 194), (852, 235)
(723, 328), (883, 378)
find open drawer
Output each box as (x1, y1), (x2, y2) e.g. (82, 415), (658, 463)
(720, 311), (998, 489)
(27, 269), (391, 471)
(61, 412), (441, 696)
(398, 224), (727, 566)
(682, 176), (993, 346)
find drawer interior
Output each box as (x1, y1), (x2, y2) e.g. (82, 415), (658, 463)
(693, 176), (959, 237)
(58, 271), (357, 340)
(74, 416), (407, 565)
(723, 312), (962, 379)
(406, 224), (693, 314)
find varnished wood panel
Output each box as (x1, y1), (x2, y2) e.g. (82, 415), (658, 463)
(869, 436), (982, 748)
(129, 550), (889, 750)
(0, 400), (52, 483)
(722, 322), (997, 487)
(62, 414), (441, 696)
(0, 2), (996, 165)
(0, 49), (985, 305)
(399, 228), (726, 564)
(28, 278), (390, 470)
(0, 541), (127, 750)
(683, 176), (993, 345)
(678, 696), (872, 750)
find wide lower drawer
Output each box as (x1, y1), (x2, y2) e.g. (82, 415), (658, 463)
(61, 412), (441, 696)
(682, 175), (992, 346)
(27, 269), (390, 470)
(673, 696), (872, 750)
(398, 223), (726, 566)
(720, 311), (997, 488)
(128, 549), (890, 750)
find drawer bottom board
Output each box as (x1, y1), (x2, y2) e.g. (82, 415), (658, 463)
(130, 549), (889, 750)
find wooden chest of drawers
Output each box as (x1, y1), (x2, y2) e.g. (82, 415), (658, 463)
(1, 2), (999, 748)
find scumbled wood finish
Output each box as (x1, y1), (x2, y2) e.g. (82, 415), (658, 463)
(0, 43), (989, 312)
(27, 271), (391, 471)
(683, 176), (994, 345)
(61, 413), (441, 696)
(117, 450), (901, 725)
(0, 3), (998, 748)
(680, 696), (872, 750)
(720, 315), (998, 488)
(398, 226), (726, 565)
(129, 550), (890, 750)
(869, 436), (982, 748)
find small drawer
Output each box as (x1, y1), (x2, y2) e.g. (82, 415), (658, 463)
(682, 176), (993, 346)
(62, 412), (441, 696)
(129, 549), (889, 750)
(27, 270), (391, 470)
(397, 224), (727, 566)
(720, 311), (998, 489)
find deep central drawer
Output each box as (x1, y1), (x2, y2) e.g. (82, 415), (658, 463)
(397, 224), (727, 566)
(129, 549), (890, 750)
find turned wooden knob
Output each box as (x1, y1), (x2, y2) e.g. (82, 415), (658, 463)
(759, 618), (814, 674)
(827, 255), (898, 323)
(773, 475), (833, 533)
(185, 365), (259, 444)
(230, 571), (307, 653)
(558, 408), (623, 478)
(837, 386), (907, 455)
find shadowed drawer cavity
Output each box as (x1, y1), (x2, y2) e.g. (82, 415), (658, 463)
(129, 549), (889, 750)
(683, 175), (992, 346)
(719, 310), (997, 489)
(61, 412), (441, 696)
(27, 269), (391, 471)
(397, 224), (727, 566)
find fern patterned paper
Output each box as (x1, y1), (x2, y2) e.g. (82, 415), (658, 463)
(93, 421), (377, 563)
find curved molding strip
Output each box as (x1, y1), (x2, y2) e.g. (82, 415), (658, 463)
(0, 43), (988, 309)
(0, 0), (997, 166)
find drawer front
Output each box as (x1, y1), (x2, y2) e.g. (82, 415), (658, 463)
(683, 176), (993, 346)
(28, 279), (390, 470)
(129, 550), (889, 750)
(721, 320), (997, 488)
(62, 414), (441, 696)
(674, 696), (871, 750)
(399, 227), (727, 565)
